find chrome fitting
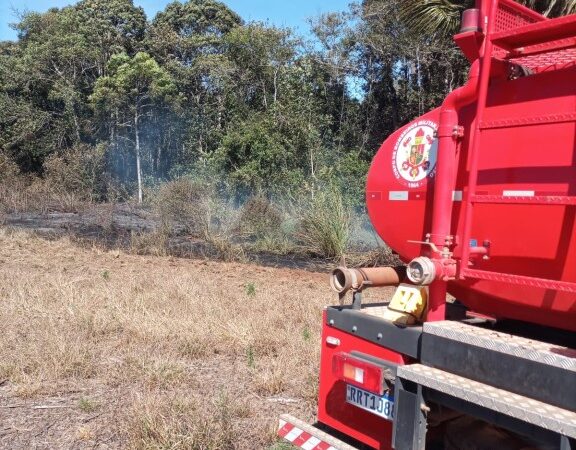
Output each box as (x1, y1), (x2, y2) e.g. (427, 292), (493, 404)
(407, 257), (437, 285)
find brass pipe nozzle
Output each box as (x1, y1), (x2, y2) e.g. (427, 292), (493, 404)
(330, 266), (407, 295)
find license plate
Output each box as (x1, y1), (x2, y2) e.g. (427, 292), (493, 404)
(346, 384), (394, 420)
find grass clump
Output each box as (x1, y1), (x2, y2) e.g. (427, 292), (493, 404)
(297, 186), (351, 259)
(0, 145), (111, 214)
(78, 397), (99, 413)
(154, 178), (212, 235)
(130, 229), (171, 257)
(237, 194), (283, 238)
(235, 194), (295, 256)
(151, 180), (362, 261)
(245, 282), (256, 297)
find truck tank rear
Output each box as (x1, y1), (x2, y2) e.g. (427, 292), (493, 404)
(279, 3), (576, 450)
(367, 58), (576, 331)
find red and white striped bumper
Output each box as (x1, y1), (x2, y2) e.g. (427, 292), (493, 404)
(278, 414), (358, 450)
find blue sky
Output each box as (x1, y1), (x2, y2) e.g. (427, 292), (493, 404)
(1, 0), (352, 41)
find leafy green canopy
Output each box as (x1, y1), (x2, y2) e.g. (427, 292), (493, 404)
(90, 52), (176, 113)
(2, 0), (573, 205)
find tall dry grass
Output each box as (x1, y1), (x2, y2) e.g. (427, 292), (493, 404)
(297, 187), (351, 259)
(0, 228), (339, 448)
(154, 178), (245, 261)
(0, 147), (108, 214)
(0, 152), (379, 264)
(151, 181), (358, 262)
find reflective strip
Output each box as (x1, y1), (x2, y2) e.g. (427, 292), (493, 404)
(285, 427), (304, 442)
(452, 190), (463, 201)
(278, 415), (354, 450)
(302, 437), (322, 450)
(389, 191), (409, 201)
(278, 422), (294, 438)
(503, 190), (535, 197)
(282, 425), (333, 450)
(293, 431), (314, 446)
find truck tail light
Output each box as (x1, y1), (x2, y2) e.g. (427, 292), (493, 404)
(332, 352), (385, 395)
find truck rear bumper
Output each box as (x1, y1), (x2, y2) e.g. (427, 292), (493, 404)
(315, 307), (576, 449)
(278, 414), (359, 450)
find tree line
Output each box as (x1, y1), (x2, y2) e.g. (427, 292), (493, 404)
(0, 0), (562, 205)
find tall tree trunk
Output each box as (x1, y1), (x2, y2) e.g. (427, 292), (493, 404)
(337, 81), (347, 152)
(262, 79), (268, 110)
(217, 94), (223, 130)
(273, 68), (279, 104)
(386, 64), (400, 129)
(134, 112), (143, 204)
(110, 114), (116, 178)
(157, 132), (163, 178)
(72, 105), (81, 142)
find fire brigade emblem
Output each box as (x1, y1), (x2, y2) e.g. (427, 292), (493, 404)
(392, 121), (438, 188)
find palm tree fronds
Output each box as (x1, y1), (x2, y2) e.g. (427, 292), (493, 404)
(399, 0), (474, 36)
(521, 0), (576, 17)
(398, 0), (576, 37)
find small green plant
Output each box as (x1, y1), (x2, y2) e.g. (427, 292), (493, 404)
(246, 345), (255, 369)
(302, 327), (311, 341)
(101, 270), (110, 280)
(78, 397), (98, 413)
(245, 282), (256, 297)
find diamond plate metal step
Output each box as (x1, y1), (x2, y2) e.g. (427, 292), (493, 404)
(397, 364), (576, 439)
(423, 320), (576, 371)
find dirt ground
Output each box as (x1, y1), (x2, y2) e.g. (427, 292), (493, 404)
(0, 227), (391, 449)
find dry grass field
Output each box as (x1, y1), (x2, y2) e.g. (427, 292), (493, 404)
(0, 227), (350, 449)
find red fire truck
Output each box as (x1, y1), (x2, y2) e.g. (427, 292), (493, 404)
(278, 0), (576, 448)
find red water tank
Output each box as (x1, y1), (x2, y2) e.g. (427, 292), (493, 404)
(366, 65), (576, 332)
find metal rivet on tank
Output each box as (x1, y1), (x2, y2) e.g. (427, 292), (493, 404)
(352, 326), (357, 332)
(377, 333), (383, 340)
(329, 319), (335, 326)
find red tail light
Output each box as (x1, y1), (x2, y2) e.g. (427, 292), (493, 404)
(332, 352), (386, 395)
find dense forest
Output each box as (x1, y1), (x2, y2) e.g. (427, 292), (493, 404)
(0, 0), (471, 206)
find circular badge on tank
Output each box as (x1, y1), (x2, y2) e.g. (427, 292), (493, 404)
(391, 120), (438, 188)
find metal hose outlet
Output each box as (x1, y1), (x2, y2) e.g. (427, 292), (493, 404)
(407, 257), (437, 285)
(330, 266), (407, 294)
